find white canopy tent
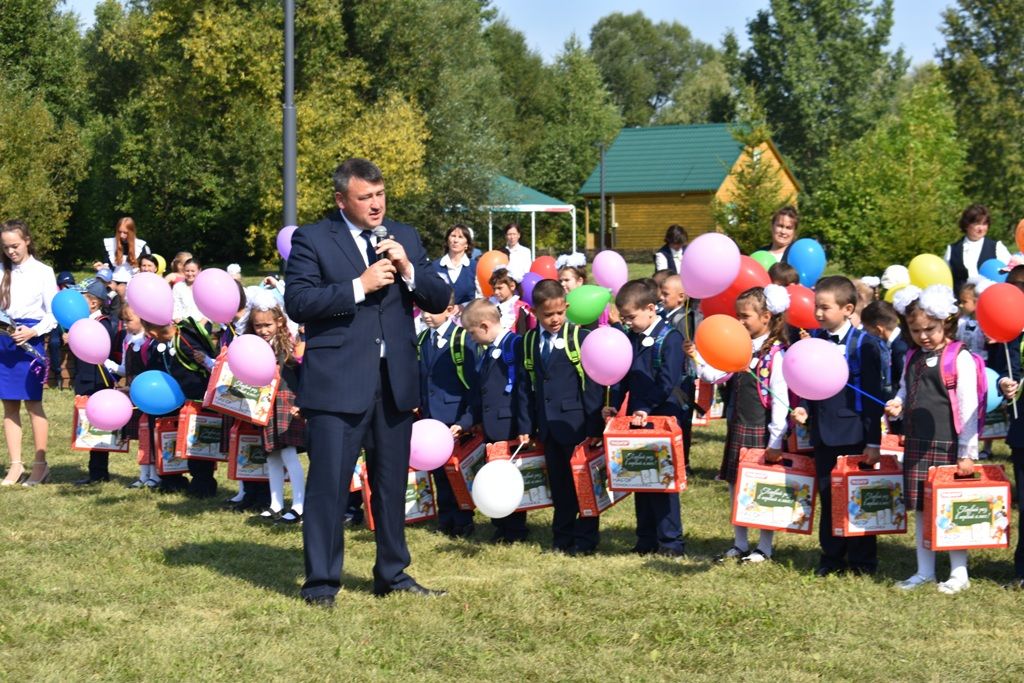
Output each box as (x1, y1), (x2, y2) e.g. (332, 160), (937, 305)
(483, 176), (577, 257)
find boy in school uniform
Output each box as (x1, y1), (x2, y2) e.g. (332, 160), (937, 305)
(793, 276), (886, 576)
(603, 280), (687, 557)
(861, 300), (908, 399)
(419, 294), (478, 538)
(523, 280), (605, 555)
(659, 274), (699, 470)
(461, 298), (532, 543)
(73, 279), (119, 486)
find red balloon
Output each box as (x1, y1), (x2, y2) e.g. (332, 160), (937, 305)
(785, 284), (820, 330)
(700, 291), (736, 318)
(530, 256), (558, 281)
(977, 283), (1024, 343)
(697, 256), (770, 319)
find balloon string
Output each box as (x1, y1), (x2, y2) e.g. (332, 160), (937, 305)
(844, 382), (887, 407)
(683, 299), (691, 342)
(604, 385), (611, 408)
(1005, 342), (1019, 420)
(746, 370), (797, 417)
(510, 441), (526, 465)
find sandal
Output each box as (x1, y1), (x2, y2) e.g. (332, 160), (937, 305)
(277, 508), (302, 524)
(714, 545), (749, 562)
(1, 460), (25, 486)
(23, 461), (50, 487)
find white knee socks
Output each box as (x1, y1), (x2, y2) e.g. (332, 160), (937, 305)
(729, 484), (750, 551)
(949, 550), (969, 583)
(267, 451), (285, 513)
(914, 517), (936, 579)
(267, 447), (305, 514)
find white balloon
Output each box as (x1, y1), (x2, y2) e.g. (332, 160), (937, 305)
(471, 460), (524, 518)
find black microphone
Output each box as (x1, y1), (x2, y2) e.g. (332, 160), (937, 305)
(372, 225), (389, 261)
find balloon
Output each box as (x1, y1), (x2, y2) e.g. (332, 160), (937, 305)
(700, 290), (737, 318)
(471, 459), (524, 518)
(985, 367), (1002, 414)
(785, 238), (827, 287)
(750, 250), (777, 271)
(153, 253), (167, 275)
(51, 289), (90, 330)
(694, 314), (752, 373)
(227, 334), (277, 386)
(409, 419), (455, 471)
(979, 258), (1008, 283)
(698, 256), (770, 319)
(85, 389), (133, 431)
(883, 284), (905, 303)
(976, 282), (1024, 343)
(530, 255), (558, 281)
(592, 250), (629, 295)
(476, 250), (509, 298)
(679, 233), (741, 299)
(68, 318), (111, 365)
(566, 285), (612, 325)
(193, 268), (241, 324)
(1016, 219), (1024, 254)
(130, 370), (185, 415)
(908, 253), (953, 289)
(783, 338), (850, 400)
(126, 272), (173, 325)
(520, 272), (543, 307)
(580, 326), (632, 385)
(785, 284), (819, 330)
(276, 225), (297, 261)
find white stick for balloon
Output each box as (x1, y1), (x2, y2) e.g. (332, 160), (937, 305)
(510, 441), (526, 465)
(1006, 342), (1019, 420)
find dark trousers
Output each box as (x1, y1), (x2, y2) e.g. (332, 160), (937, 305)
(815, 444), (877, 572)
(431, 465), (473, 530)
(88, 450), (109, 478)
(634, 492), (684, 552)
(302, 362), (415, 598)
(1013, 451), (1024, 578)
(492, 511), (528, 540)
(545, 438), (599, 551)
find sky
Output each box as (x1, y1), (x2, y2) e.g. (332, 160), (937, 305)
(64, 0), (950, 66)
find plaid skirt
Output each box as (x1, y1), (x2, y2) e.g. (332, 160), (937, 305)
(903, 437), (957, 511)
(721, 421), (768, 485)
(262, 387), (306, 452)
(122, 408), (142, 441)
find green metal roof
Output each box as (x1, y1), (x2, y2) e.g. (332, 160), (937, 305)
(487, 175), (572, 209)
(579, 123), (744, 195)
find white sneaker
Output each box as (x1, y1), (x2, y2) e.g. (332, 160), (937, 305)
(937, 577), (970, 594)
(897, 574), (935, 590)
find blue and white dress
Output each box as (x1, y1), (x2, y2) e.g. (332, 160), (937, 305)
(0, 256), (57, 401)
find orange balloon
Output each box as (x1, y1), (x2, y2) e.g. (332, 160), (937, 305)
(530, 256), (558, 281)
(694, 314), (753, 373)
(476, 250), (509, 298)
(1016, 218), (1024, 254)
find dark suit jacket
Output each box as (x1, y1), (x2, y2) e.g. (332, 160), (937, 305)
(528, 324), (604, 445)
(989, 332), (1024, 450)
(418, 323), (477, 430)
(472, 332), (532, 442)
(613, 320), (685, 417)
(807, 327), (885, 447)
(284, 212), (451, 413)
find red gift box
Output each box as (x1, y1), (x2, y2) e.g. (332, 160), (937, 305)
(71, 395), (130, 453)
(879, 433), (904, 461)
(786, 421), (814, 454)
(138, 419), (152, 466)
(830, 455), (907, 537)
(349, 453), (365, 493)
(486, 440), (553, 512)
(202, 347), (279, 426)
(603, 416), (687, 493)
(154, 417), (189, 476)
(924, 464), (1012, 551)
(227, 420), (270, 481)
(443, 429), (488, 511)
(175, 401), (228, 461)
(571, 440), (629, 517)
(360, 464), (437, 531)
(731, 448), (816, 534)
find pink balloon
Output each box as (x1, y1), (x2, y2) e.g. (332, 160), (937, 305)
(592, 250), (629, 295)
(126, 272), (173, 325)
(679, 233), (741, 299)
(580, 326), (633, 386)
(409, 419), (456, 471)
(277, 225), (298, 260)
(227, 334), (277, 386)
(782, 337), (850, 401)
(68, 318), (111, 365)
(85, 389), (133, 431)
(193, 268), (240, 324)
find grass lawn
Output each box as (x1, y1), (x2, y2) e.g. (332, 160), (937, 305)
(1, 387), (1022, 682)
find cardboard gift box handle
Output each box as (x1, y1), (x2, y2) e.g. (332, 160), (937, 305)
(628, 421), (655, 430)
(837, 454), (901, 473)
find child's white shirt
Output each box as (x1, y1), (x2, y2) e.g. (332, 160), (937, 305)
(492, 295), (520, 330)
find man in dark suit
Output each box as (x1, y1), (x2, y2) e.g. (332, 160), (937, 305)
(284, 158), (451, 606)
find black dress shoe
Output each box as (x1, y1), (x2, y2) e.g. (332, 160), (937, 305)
(74, 475), (110, 486)
(374, 581), (447, 598)
(304, 594), (335, 609)
(815, 566), (842, 578)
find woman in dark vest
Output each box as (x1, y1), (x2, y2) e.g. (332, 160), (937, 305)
(944, 204), (1012, 295)
(431, 224), (477, 308)
(652, 224), (688, 274)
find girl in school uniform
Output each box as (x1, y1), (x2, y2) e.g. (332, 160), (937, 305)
(0, 220), (57, 487)
(886, 285), (979, 594)
(693, 285), (791, 563)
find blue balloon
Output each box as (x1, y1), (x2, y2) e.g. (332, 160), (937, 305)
(130, 370), (185, 416)
(785, 238), (827, 287)
(979, 258), (1008, 283)
(985, 367), (1003, 414)
(52, 289), (90, 330)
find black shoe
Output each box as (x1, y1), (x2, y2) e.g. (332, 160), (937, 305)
(815, 566), (842, 578)
(276, 508), (302, 524)
(253, 508), (282, 522)
(631, 546), (656, 556)
(374, 580), (447, 598)
(656, 547), (686, 558)
(74, 474), (110, 486)
(304, 594), (335, 609)
(1002, 578), (1024, 591)
(451, 523), (475, 538)
(569, 547), (596, 557)
(850, 566), (876, 577)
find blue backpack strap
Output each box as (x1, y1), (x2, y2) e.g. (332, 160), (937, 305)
(500, 333), (518, 395)
(845, 328), (865, 412)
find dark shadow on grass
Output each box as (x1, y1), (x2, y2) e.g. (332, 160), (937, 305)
(155, 497), (228, 517)
(642, 556), (713, 576)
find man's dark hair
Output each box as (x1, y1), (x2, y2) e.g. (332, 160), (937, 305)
(333, 158), (384, 194)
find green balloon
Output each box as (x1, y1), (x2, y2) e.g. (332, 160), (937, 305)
(750, 250), (777, 271)
(566, 285), (612, 325)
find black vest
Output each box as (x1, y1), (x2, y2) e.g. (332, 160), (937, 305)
(948, 237), (997, 294)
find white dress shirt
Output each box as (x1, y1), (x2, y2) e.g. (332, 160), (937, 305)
(943, 237), (1013, 280)
(505, 243), (532, 275)
(654, 247), (683, 273)
(172, 281), (203, 321)
(2, 256), (57, 336)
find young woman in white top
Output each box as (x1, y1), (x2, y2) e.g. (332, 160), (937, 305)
(502, 222), (532, 275)
(93, 216), (150, 280)
(0, 220), (57, 486)
(171, 258), (206, 324)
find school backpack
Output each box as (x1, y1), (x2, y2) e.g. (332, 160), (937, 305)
(417, 326), (470, 390)
(522, 324), (585, 389)
(904, 340), (988, 434)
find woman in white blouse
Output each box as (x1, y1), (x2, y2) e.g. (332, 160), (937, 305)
(93, 216), (150, 280)
(171, 258), (206, 323)
(0, 220), (57, 487)
(943, 204), (1012, 294)
(502, 223), (532, 275)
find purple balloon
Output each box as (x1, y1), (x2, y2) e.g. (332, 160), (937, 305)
(782, 337), (850, 401)
(679, 233), (741, 299)
(86, 389), (133, 431)
(592, 250), (629, 295)
(409, 419), (456, 471)
(276, 225), (298, 261)
(193, 268), (240, 324)
(521, 272), (543, 306)
(68, 318), (112, 365)
(580, 326), (633, 386)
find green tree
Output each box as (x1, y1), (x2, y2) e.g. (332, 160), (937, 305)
(655, 58), (735, 125)
(938, 0), (1024, 235)
(741, 0), (907, 185)
(807, 67), (967, 275)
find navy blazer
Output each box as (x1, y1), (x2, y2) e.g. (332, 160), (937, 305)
(989, 333), (1024, 450)
(431, 256), (477, 306)
(528, 324), (605, 445)
(807, 328), (885, 447)
(143, 327), (210, 402)
(284, 213), (451, 413)
(472, 332), (532, 441)
(418, 324), (477, 431)
(614, 320), (685, 417)
(73, 316), (116, 396)
(888, 333), (909, 400)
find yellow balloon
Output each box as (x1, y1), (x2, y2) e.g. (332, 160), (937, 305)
(907, 254), (952, 289)
(883, 284), (905, 303)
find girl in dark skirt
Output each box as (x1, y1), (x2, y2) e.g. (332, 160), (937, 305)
(0, 220), (58, 487)
(246, 292), (306, 524)
(694, 285), (791, 563)
(114, 302), (154, 488)
(887, 284), (979, 594)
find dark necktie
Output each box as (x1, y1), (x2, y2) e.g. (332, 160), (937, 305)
(425, 330), (437, 365)
(829, 334), (842, 344)
(359, 229), (376, 266)
(540, 330), (552, 367)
